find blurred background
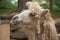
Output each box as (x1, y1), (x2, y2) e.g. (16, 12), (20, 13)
(0, 0), (60, 18)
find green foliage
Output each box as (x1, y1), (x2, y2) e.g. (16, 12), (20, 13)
(0, 1), (7, 9)
(32, 0), (42, 3)
(51, 0), (60, 18)
(0, 0), (18, 14)
(0, 0), (60, 18)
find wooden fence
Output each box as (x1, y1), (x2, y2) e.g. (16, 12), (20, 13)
(0, 24), (10, 40)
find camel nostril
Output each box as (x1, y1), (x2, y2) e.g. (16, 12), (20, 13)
(12, 16), (18, 20)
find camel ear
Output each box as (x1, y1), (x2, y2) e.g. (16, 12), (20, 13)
(41, 9), (49, 16)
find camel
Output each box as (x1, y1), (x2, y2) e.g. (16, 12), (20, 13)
(10, 1), (57, 40)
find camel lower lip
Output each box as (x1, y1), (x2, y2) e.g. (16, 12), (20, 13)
(13, 22), (20, 25)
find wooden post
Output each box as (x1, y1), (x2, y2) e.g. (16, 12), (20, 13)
(18, 0), (32, 12)
(50, 0), (53, 10)
(0, 24), (10, 40)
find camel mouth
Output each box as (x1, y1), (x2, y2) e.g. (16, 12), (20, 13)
(13, 22), (20, 25)
(10, 20), (20, 25)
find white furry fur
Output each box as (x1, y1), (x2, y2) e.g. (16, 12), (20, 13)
(26, 1), (44, 15)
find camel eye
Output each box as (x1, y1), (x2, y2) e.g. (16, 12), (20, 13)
(29, 13), (36, 17)
(12, 16), (18, 20)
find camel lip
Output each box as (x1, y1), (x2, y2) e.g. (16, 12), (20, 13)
(10, 20), (20, 25)
(13, 22), (20, 25)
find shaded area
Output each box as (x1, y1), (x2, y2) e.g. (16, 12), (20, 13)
(11, 38), (28, 40)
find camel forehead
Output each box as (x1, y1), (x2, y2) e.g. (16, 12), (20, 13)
(27, 2), (45, 14)
(13, 10), (32, 17)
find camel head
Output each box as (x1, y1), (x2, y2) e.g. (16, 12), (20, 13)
(10, 10), (38, 25)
